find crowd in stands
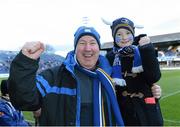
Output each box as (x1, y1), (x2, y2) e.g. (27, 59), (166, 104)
(38, 53), (65, 73)
(158, 49), (180, 58)
(157, 46), (180, 67)
(0, 50), (64, 74)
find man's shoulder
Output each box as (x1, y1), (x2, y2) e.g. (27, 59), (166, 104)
(40, 64), (65, 75)
(39, 64), (68, 85)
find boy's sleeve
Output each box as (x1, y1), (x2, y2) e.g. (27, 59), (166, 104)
(139, 43), (161, 84)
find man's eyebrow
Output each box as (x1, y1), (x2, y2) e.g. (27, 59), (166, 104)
(79, 39), (97, 42)
(78, 39), (86, 42)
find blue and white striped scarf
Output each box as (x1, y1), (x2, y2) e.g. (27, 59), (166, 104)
(112, 45), (144, 86)
(75, 62), (124, 126)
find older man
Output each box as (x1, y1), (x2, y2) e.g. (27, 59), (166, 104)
(8, 26), (124, 126)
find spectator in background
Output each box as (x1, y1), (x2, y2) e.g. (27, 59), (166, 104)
(0, 79), (30, 126)
(8, 26), (124, 126)
(106, 17), (163, 126)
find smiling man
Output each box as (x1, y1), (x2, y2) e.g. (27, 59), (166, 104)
(8, 26), (124, 126)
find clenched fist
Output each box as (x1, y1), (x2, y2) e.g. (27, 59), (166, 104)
(21, 41), (45, 60)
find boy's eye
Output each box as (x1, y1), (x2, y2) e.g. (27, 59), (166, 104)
(126, 31), (131, 35)
(117, 33), (121, 36)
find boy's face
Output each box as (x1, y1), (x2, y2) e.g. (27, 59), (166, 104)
(115, 28), (134, 47)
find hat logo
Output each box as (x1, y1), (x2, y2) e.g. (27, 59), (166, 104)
(84, 29), (91, 33)
(121, 18), (129, 24)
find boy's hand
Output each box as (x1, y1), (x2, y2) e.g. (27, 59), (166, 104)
(138, 36), (150, 46)
(134, 34), (150, 46)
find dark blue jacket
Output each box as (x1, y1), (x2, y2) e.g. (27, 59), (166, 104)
(8, 51), (120, 126)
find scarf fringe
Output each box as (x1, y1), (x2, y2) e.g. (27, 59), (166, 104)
(132, 65), (144, 73)
(113, 78), (126, 86)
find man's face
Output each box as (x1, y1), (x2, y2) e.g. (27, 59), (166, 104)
(115, 28), (134, 47)
(75, 35), (100, 70)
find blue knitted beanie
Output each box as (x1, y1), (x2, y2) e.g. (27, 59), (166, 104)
(111, 17), (135, 37)
(74, 26), (101, 50)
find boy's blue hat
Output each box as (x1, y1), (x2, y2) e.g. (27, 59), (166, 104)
(74, 26), (101, 49)
(111, 17), (135, 38)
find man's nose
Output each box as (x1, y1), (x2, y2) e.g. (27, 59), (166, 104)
(84, 43), (91, 50)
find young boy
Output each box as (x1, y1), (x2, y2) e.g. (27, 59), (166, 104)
(106, 17), (163, 126)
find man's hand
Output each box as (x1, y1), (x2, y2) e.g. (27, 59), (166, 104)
(33, 108), (41, 118)
(22, 41), (45, 60)
(151, 84), (162, 99)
